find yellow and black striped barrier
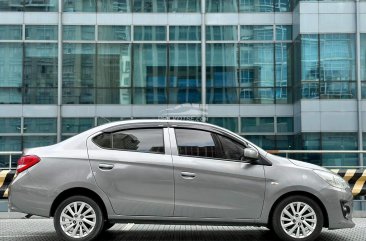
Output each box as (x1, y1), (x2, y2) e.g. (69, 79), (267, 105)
(0, 170), (16, 199)
(331, 169), (366, 196)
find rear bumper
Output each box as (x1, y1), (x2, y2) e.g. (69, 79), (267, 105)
(322, 187), (355, 229)
(8, 171), (50, 217)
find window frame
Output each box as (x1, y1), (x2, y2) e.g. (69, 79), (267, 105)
(92, 127), (166, 155)
(173, 127), (247, 163)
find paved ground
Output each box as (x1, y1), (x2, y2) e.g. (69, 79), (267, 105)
(0, 218), (365, 241)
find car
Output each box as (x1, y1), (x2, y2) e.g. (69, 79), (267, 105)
(9, 120), (354, 241)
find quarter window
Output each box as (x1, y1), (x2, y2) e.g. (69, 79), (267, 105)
(93, 128), (164, 154)
(217, 135), (245, 161)
(175, 129), (221, 158)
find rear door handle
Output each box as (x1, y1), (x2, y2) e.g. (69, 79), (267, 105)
(181, 172), (196, 179)
(99, 163), (114, 171)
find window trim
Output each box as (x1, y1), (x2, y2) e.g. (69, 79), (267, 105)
(173, 127), (247, 163)
(92, 127), (166, 155)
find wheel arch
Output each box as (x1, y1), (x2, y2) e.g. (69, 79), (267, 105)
(268, 191), (329, 228)
(50, 187), (108, 221)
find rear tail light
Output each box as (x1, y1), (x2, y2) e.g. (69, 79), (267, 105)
(17, 155), (40, 174)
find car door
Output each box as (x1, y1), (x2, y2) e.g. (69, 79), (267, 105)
(170, 127), (266, 219)
(87, 126), (174, 217)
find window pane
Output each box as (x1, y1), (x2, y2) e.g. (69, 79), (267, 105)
(240, 25), (273, 41)
(24, 43), (58, 88)
(0, 136), (21, 151)
(319, 34), (356, 99)
(169, 44), (201, 104)
(276, 43), (292, 103)
(112, 129), (164, 153)
(25, 25), (58, 40)
(206, 43), (238, 104)
(218, 135), (245, 161)
(244, 135), (275, 150)
(206, 26), (237, 41)
(133, 44), (167, 103)
(207, 117), (238, 133)
(63, 87), (95, 104)
(134, 26), (166, 41)
(63, 43), (96, 89)
(23, 136), (57, 148)
(276, 25), (292, 41)
(169, 26), (201, 41)
(0, 0), (23, 11)
(93, 133), (112, 147)
(206, 0), (238, 12)
(240, 43), (274, 104)
(0, 118), (21, 133)
(96, 43), (131, 104)
(239, 0), (273, 12)
(242, 117), (274, 133)
(97, 0), (131, 12)
(320, 34), (355, 82)
(168, 0), (200, 12)
(277, 117), (293, 132)
(0, 88), (22, 104)
(62, 118), (94, 134)
(98, 26), (131, 41)
(362, 34), (366, 81)
(23, 87), (58, 104)
(24, 118), (57, 133)
(96, 88), (131, 104)
(24, 0), (58, 11)
(175, 129), (221, 158)
(63, 25), (95, 41)
(133, 0), (167, 12)
(133, 87), (167, 104)
(301, 34), (319, 99)
(0, 25), (22, 40)
(63, 0), (96, 12)
(322, 133), (358, 167)
(0, 43), (23, 87)
(274, 0), (291, 12)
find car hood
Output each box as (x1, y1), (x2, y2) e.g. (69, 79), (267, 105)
(288, 159), (329, 172)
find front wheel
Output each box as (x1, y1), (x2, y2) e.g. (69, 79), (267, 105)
(54, 195), (104, 241)
(271, 195), (324, 241)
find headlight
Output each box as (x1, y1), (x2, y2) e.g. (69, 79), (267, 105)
(313, 170), (349, 189)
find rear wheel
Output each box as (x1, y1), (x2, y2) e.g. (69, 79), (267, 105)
(54, 196), (104, 241)
(271, 195), (324, 241)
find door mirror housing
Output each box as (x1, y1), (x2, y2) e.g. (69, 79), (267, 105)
(243, 148), (259, 162)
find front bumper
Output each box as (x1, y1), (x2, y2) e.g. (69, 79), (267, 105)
(322, 186), (355, 230)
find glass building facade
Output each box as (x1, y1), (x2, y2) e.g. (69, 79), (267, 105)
(1, 0), (366, 169)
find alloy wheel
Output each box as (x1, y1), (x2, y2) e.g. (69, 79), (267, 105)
(280, 201), (318, 239)
(59, 201), (97, 238)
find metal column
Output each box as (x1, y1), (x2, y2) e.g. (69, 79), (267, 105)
(356, 0), (363, 167)
(201, 0), (206, 122)
(56, 0), (63, 142)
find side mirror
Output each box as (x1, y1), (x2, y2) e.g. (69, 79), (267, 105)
(243, 148), (259, 162)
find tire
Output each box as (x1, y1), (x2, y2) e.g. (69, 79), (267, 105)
(103, 221), (115, 232)
(271, 195), (324, 241)
(54, 195), (104, 241)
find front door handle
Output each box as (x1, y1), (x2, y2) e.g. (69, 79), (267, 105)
(99, 163), (114, 171)
(181, 172), (196, 179)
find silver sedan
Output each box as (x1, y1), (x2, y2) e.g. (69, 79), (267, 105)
(9, 120), (355, 241)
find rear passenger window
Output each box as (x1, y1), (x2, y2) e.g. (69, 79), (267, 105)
(175, 129), (221, 159)
(93, 128), (164, 154)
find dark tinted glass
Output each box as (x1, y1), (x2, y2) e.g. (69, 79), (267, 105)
(94, 128), (164, 154)
(93, 133), (112, 148)
(175, 129), (221, 158)
(218, 135), (245, 161)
